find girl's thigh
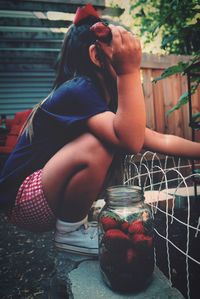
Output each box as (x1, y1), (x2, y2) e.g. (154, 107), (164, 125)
(42, 133), (114, 212)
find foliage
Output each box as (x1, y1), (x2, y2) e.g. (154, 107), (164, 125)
(129, 0), (200, 55)
(130, 0), (200, 117)
(153, 53), (200, 116)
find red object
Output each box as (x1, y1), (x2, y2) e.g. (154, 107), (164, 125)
(120, 220), (129, 232)
(0, 109), (32, 154)
(128, 219), (145, 234)
(103, 229), (131, 252)
(90, 22), (112, 44)
(131, 233), (153, 249)
(7, 169), (56, 232)
(73, 3), (99, 25)
(100, 216), (119, 231)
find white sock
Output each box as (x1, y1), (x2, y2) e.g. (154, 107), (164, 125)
(56, 216), (88, 233)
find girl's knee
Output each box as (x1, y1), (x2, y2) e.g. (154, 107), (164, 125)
(79, 133), (114, 167)
(43, 133), (114, 179)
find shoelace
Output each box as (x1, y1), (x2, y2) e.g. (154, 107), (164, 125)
(83, 221), (98, 239)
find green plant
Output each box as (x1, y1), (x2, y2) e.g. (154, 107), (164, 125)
(153, 53), (200, 116)
(130, 0), (200, 117)
(130, 0), (200, 55)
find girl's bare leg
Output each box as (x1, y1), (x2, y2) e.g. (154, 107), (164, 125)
(42, 133), (114, 222)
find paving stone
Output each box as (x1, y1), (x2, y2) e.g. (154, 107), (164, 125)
(69, 261), (185, 299)
(0, 212), (185, 299)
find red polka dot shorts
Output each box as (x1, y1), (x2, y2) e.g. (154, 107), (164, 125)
(7, 169), (56, 232)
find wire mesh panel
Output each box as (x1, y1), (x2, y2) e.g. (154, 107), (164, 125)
(123, 152), (200, 299)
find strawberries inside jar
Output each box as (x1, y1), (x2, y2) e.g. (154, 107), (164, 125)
(98, 185), (154, 293)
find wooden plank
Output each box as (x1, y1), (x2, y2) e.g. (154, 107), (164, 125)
(0, 49), (58, 59)
(191, 85), (200, 141)
(0, 70), (55, 76)
(0, 31), (64, 40)
(0, 1), (85, 13)
(0, 64), (55, 71)
(0, 59), (56, 66)
(141, 53), (191, 70)
(0, 87), (51, 94)
(26, 0), (105, 5)
(0, 1), (124, 17)
(0, 25), (66, 32)
(0, 41), (62, 50)
(0, 54), (57, 66)
(0, 17), (71, 28)
(151, 70), (165, 133)
(0, 93), (49, 100)
(142, 69), (155, 130)
(0, 82), (54, 88)
(170, 74), (183, 137)
(0, 48), (59, 52)
(191, 85), (200, 116)
(0, 105), (35, 111)
(1, 38), (63, 43)
(179, 75), (191, 140)
(162, 76), (175, 134)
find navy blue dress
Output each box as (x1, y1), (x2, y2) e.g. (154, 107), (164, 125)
(0, 76), (109, 210)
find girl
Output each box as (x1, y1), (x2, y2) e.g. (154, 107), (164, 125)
(0, 4), (199, 256)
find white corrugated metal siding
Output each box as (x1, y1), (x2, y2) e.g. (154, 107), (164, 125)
(0, 68), (55, 118)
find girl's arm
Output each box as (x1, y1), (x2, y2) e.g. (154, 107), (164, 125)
(87, 26), (146, 154)
(143, 127), (200, 159)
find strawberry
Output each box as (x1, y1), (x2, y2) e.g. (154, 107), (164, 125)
(90, 22), (112, 44)
(131, 233), (153, 250)
(128, 219), (145, 234)
(120, 220), (129, 233)
(103, 229), (131, 252)
(100, 216), (118, 231)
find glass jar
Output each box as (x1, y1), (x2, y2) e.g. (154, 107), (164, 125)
(98, 185), (154, 293)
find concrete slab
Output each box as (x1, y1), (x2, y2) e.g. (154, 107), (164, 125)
(69, 260), (184, 299)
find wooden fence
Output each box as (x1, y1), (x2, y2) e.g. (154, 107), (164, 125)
(141, 53), (200, 142)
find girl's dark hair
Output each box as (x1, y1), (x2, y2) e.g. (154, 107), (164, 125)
(54, 16), (117, 111)
(22, 16), (117, 139)
(54, 17), (100, 87)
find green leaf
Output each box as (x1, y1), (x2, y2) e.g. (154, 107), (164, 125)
(166, 91), (189, 116)
(153, 62), (187, 83)
(161, 35), (176, 48)
(192, 112), (200, 121)
(167, 81), (199, 116)
(129, 0), (147, 11)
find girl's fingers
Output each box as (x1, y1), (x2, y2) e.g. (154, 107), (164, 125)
(113, 25), (140, 46)
(109, 25), (123, 46)
(115, 26), (130, 45)
(95, 25), (122, 60)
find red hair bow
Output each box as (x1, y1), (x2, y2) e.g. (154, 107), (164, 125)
(73, 3), (99, 25)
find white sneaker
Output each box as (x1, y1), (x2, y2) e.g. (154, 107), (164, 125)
(89, 198), (106, 221)
(54, 221), (98, 257)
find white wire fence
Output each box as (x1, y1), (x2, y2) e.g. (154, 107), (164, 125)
(123, 152), (200, 299)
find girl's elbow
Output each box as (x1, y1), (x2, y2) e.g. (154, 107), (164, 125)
(123, 138), (144, 155)
(129, 143), (143, 155)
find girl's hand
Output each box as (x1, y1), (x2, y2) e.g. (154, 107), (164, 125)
(110, 25), (142, 76)
(98, 25), (142, 76)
